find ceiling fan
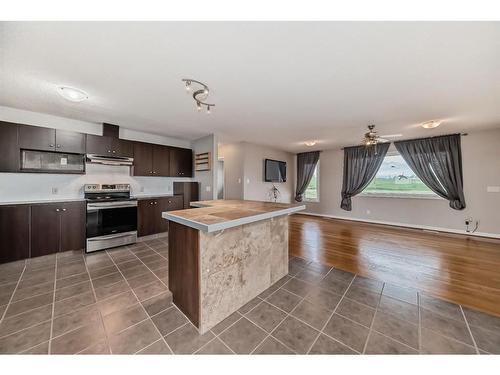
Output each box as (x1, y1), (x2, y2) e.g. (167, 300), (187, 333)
(362, 124), (402, 146)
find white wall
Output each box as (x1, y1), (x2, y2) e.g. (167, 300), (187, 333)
(0, 106), (194, 202)
(219, 142), (295, 203)
(304, 128), (500, 237)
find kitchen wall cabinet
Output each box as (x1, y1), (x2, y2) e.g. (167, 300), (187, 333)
(0, 205), (30, 264)
(0, 121), (20, 172)
(132, 142), (171, 177)
(86, 134), (133, 157)
(170, 147), (193, 177)
(31, 201), (85, 257)
(173, 182), (200, 209)
(137, 195), (183, 237)
(19, 125), (86, 154)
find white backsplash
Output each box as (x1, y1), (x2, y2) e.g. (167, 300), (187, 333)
(0, 163), (194, 202)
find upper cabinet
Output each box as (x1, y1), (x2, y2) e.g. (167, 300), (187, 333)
(19, 125), (56, 152)
(0, 121), (20, 172)
(18, 125), (86, 154)
(132, 142), (170, 177)
(55, 129), (86, 154)
(170, 147), (193, 177)
(86, 134), (133, 158)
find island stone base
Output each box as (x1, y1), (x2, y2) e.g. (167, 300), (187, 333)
(168, 215), (289, 334)
(198, 215), (289, 333)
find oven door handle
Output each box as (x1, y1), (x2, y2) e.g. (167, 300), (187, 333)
(87, 232), (136, 241)
(87, 201), (138, 211)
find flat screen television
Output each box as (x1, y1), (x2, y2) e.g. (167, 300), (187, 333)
(264, 159), (287, 182)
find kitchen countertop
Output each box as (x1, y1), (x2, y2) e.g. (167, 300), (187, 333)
(0, 198), (86, 206)
(162, 199), (305, 232)
(0, 193), (178, 206)
(132, 193), (176, 199)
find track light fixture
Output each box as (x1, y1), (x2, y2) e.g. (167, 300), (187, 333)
(182, 78), (215, 114)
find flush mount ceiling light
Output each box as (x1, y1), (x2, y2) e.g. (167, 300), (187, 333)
(421, 120), (442, 129)
(182, 79), (215, 114)
(56, 86), (88, 102)
(304, 140), (318, 147)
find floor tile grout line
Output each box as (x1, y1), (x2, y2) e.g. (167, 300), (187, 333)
(106, 250), (175, 355)
(246, 266), (335, 355)
(80, 250), (112, 355)
(361, 280), (384, 354)
(0, 265), (26, 324)
(459, 305), (480, 354)
(306, 269), (356, 354)
(134, 338), (164, 355)
(137, 242), (170, 288)
(47, 252), (59, 354)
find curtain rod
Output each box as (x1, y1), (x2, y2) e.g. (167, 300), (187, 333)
(340, 133), (468, 150)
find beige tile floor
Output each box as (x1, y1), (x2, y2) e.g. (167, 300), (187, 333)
(0, 240), (499, 354)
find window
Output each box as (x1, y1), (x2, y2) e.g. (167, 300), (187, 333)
(304, 162), (319, 202)
(362, 153), (437, 198)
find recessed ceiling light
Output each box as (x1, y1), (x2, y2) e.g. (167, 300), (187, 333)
(304, 140), (318, 147)
(57, 86), (88, 102)
(421, 120), (441, 129)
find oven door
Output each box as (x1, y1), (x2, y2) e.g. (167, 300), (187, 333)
(86, 201), (138, 239)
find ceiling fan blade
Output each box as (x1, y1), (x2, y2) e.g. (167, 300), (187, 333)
(378, 138), (390, 143)
(380, 133), (403, 138)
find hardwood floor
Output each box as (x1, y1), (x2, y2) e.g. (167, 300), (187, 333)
(289, 214), (500, 317)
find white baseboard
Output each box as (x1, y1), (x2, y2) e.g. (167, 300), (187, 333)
(297, 211), (500, 240)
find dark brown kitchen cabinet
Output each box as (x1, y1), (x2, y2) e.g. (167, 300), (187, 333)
(0, 121), (20, 172)
(0, 205), (30, 264)
(31, 201), (85, 257)
(153, 145), (170, 176)
(173, 182), (200, 209)
(137, 196), (183, 237)
(170, 147), (193, 177)
(138, 199), (157, 237)
(18, 125), (86, 154)
(31, 203), (61, 257)
(133, 142), (154, 176)
(86, 135), (133, 158)
(55, 129), (86, 154)
(132, 142), (170, 177)
(60, 202), (86, 252)
(19, 125), (56, 152)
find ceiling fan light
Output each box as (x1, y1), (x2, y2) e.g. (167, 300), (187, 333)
(304, 140), (317, 147)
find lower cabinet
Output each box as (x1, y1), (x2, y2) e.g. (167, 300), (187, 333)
(0, 205), (30, 264)
(31, 201), (86, 257)
(138, 196), (183, 237)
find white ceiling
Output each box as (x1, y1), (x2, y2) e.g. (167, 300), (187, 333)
(1, 22), (499, 152)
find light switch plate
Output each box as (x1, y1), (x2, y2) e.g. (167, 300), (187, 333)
(487, 186), (500, 193)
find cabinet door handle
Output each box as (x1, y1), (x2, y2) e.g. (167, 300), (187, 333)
(153, 171), (156, 174)
(112, 150), (116, 153)
(62, 208), (66, 212)
(150, 202), (153, 205)
(50, 144), (54, 147)
(56, 208), (60, 212)
(154, 201), (157, 205)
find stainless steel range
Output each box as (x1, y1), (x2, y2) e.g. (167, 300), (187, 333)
(85, 184), (137, 253)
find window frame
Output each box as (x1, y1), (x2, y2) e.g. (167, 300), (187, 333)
(360, 151), (441, 200)
(303, 161), (320, 203)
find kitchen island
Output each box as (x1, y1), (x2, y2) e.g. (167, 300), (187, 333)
(162, 199), (305, 333)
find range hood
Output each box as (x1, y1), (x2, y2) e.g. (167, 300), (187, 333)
(86, 154), (133, 166)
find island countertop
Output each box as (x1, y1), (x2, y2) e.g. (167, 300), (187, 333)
(162, 199), (305, 232)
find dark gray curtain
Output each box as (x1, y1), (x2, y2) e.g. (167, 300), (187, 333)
(340, 143), (389, 211)
(394, 134), (466, 210)
(295, 151), (320, 202)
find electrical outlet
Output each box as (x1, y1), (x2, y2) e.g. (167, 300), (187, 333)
(51, 187), (58, 195)
(465, 217), (473, 226)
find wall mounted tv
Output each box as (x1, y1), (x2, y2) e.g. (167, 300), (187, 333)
(264, 159), (287, 182)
